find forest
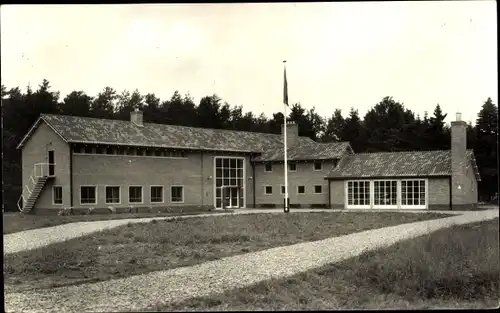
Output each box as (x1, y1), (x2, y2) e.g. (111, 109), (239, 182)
(2, 79), (498, 211)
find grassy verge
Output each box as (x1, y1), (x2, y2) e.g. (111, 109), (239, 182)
(2, 211), (226, 235)
(3, 212), (449, 292)
(158, 218), (499, 311)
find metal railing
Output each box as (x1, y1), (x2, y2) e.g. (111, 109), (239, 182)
(17, 163), (55, 212)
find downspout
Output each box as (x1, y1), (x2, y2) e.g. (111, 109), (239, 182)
(252, 161), (256, 208)
(200, 150), (204, 209)
(328, 179), (331, 209)
(449, 176), (452, 210)
(70, 144), (73, 208)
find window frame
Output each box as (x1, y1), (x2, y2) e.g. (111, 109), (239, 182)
(313, 161), (323, 171)
(314, 185), (323, 194)
(52, 185), (63, 205)
(372, 180), (398, 209)
(400, 179), (428, 209)
(264, 185), (273, 195)
(345, 180), (371, 209)
(128, 185), (143, 204)
(288, 163), (297, 172)
(80, 185), (97, 205)
(171, 185), (184, 203)
(297, 185), (306, 195)
(150, 185), (164, 203)
(264, 163), (273, 172)
(105, 185), (121, 205)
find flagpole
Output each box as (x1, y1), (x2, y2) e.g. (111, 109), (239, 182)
(283, 60), (289, 213)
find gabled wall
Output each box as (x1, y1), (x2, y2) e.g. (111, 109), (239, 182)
(21, 121), (71, 211)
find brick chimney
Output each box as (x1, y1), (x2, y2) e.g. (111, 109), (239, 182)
(130, 107), (143, 127)
(281, 120), (299, 147)
(451, 112), (467, 209)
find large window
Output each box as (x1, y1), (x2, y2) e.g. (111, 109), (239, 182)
(106, 186), (120, 204)
(129, 186), (143, 203)
(80, 186), (97, 204)
(53, 186), (62, 205)
(214, 157), (244, 209)
(401, 180), (426, 207)
(151, 186), (163, 203)
(373, 180), (397, 206)
(171, 186), (184, 203)
(347, 181), (370, 207)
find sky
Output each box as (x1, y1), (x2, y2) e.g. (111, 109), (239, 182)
(1, 2), (497, 124)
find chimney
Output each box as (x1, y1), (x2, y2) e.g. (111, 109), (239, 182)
(130, 107), (143, 127)
(451, 112), (467, 208)
(281, 120), (299, 147)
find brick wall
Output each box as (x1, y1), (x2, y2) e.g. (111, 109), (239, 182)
(254, 160), (336, 207)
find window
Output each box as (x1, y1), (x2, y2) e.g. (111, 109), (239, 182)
(314, 161), (322, 171)
(151, 186), (163, 203)
(314, 185), (323, 194)
(281, 185), (286, 194)
(129, 186), (143, 203)
(401, 180), (426, 207)
(297, 186), (305, 194)
(264, 163), (272, 172)
(214, 157), (245, 209)
(72, 145), (81, 153)
(154, 149), (163, 157)
(95, 146), (104, 154)
(126, 147), (136, 155)
(288, 163), (297, 171)
(80, 186), (97, 204)
(84, 145), (93, 154)
(171, 186), (184, 203)
(265, 186), (273, 195)
(116, 147), (125, 155)
(105, 186), (120, 204)
(347, 181), (370, 207)
(146, 149), (153, 156)
(374, 180), (397, 206)
(53, 186), (62, 204)
(106, 146), (115, 155)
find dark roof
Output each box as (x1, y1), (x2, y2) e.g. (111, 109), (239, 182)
(17, 114), (351, 161)
(253, 141), (352, 162)
(326, 150), (481, 181)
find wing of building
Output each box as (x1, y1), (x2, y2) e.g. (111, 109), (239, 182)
(16, 110), (480, 214)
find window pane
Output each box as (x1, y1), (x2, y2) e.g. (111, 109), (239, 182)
(216, 169), (222, 178)
(237, 169), (243, 178)
(281, 186), (285, 194)
(151, 186), (163, 203)
(298, 186), (305, 194)
(216, 188), (221, 197)
(171, 186), (183, 202)
(129, 187), (142, 203)
(230, 159), (237, 168)
(237, 159), (243, 168)
(315, 185), (322, 193)
(223, 159), (229, 167)
(216, 179), (222, 187)
(106, 186), (120, 204)
(216, 158), (222, 167)
(265, 186), (272, 194)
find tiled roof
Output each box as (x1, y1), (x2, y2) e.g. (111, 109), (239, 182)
(253, 141), (352, 162)
(326, 149), (481, 180)
(17, 114), (351, 161)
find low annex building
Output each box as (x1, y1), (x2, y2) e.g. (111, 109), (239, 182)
(16, 109), (480, 214)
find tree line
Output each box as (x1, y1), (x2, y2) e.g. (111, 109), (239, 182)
(1, 79), (498, 210)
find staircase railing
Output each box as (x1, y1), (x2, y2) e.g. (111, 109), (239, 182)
(17, 163), (55, 212)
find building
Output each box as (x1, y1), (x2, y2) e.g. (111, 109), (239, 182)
(16, 110), (480, 214)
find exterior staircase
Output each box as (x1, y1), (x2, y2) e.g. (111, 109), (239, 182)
(17, 163), (54, 214)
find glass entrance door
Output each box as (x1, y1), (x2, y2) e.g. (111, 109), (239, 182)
(223, 187), (239, 209)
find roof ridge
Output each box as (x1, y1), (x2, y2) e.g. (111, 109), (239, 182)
(351, 149), (451, 156)
(41, 113), (313, 140)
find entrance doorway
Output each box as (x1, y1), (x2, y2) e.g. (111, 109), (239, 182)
(223, 187), (240, 209)
(48, 150), (55, 176)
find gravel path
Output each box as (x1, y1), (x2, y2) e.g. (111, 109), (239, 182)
(4, 209), (498, 313)
(4, 208), (460, 255)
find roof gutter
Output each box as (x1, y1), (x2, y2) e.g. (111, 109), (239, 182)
(325, 174), (453, 180)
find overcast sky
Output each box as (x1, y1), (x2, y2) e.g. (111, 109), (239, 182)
(1, 2), (497, 124)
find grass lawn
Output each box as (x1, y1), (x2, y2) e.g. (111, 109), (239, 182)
(2, 210), (227, 235)
(3, 211), (449, 292)
(158, 218), (499, 311)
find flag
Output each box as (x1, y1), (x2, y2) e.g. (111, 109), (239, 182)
(283, 65), (289, 106)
